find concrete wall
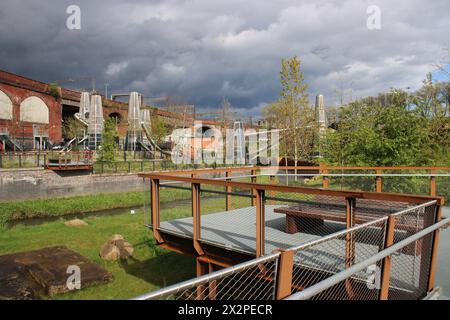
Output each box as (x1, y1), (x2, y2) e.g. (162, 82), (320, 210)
(0, 90), (13, 120)
(20, 96), (49, 124)
(0, 168), (145, 202)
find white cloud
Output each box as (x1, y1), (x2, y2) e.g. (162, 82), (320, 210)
(105, 61), (129, 76)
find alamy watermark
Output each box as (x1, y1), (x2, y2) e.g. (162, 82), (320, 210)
(366, 5), (381, 30)
(66, 5), (81, 30)
(66, 265), (81, 290)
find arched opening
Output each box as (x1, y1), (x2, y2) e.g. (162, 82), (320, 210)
(108, 112), (122, 131)
(20, 96), (49, 124)
(0, 90), (13, 120)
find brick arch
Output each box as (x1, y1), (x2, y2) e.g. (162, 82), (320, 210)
(20, 96), (49, 124)
(0, 89), (13, 120)
(107, 112), (123, 123)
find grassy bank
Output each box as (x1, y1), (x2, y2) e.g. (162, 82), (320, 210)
(0, 188), (192, 228)
(0, 208), (196, 299)
(0, 194), (232, 299)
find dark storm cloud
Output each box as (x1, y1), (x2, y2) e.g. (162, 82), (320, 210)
(0, 0), (448, 116)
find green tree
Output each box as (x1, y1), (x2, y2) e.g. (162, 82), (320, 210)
(263, 56), (316, 163)
(322, 89), (432, 166)
(151, 115), (169, 143)
(99, 118), (118, 162)
(63, 117), (86, 150)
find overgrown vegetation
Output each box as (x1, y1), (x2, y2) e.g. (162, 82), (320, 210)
(47, 82), (60, 101)
(62, 117), (86, 150)
(320, 75), (449, 167)
(151, 113), (169, 143)
(264, 57), (449, 168)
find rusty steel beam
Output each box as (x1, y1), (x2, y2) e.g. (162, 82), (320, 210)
(192, 182), (204, 255)
(262, 166), (450, 171)
(379, 215), (395, 300)
(251, 169), (257, 206)
(256, 189), (265, 257)
(430, 169), (437, 196)
(345, 197), (356, 298)
(196, 259), (208, 299)
(208, 263), (217, 300)
(226, 171), (232, 211)
(275, 250), (295, 299)
(320, 164), (329, 189)
(376, 169), (383, 193)
(139, 172), (444, 205)
(151, 178), (163, 243)
(427, 205), (442, 292)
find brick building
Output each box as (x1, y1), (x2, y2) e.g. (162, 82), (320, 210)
(0, 69), (218, 152)
(0, 70), (134, 151)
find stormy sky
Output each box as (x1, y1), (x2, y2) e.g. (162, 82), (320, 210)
(0, 0), (448, 117)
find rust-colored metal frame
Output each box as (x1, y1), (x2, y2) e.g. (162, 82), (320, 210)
(139, 166), (446, 298)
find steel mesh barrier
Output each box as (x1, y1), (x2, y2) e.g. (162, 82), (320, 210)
(388, 202), (437, 299)
(133, 253), (280, 300)
(302, 231), (437, 300)
(139, 168), (445, 301)
(265, 193), (348, 253)
(157, 183), (194, 237)
(290, 218), (388, 297)
(199, 185), (256, 253)
(287, 201), (440, 300)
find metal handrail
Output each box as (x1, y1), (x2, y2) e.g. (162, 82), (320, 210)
(285, 217), (450, 300)
(131, 252), (281, 300)
(391, 200), (437, 217)
(288, 216), (389, 252)
(260, 173), (450, 177)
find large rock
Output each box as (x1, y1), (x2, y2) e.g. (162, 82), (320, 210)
(99, 235), (134, 261)
(64, 219), (88, 227)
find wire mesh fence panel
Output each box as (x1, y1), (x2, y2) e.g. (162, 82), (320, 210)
(388, 232), (434, 300)
(353, 199), (412, 223)
(392, 202), (437, 244)
(290, 218), (388, 298)
(264, 193), (350, 253)
(328, 170), (376, 192)
(199, 189), (226, 215)
(199, 186), (256, 254)
(436, 174), (450, 203)
(381, 170), (431, 196)
(158, 184), (194, 237)
(143, 255), (279, 300)
(386, 202), (437, 299)
(306, 233), (435, 300)
(143, 178), (152, 226)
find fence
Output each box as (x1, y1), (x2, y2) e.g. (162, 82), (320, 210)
(140, 167), (444, 258)
(92, 160), (237, 174)
(0, 151), (93, 169)
(133, 201), (448, 300)
(260, 166), (450, 201)
(132, 253), (280, 300)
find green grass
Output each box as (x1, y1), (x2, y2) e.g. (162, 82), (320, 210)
(0, 209), (196, 300)
(0, 192), (235, 300)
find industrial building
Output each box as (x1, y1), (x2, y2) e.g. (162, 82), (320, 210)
(0, 70), (198, 152)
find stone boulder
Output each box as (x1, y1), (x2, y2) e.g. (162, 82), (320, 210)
(64, 219), (88, 227)
(99, 235), (134, 261)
